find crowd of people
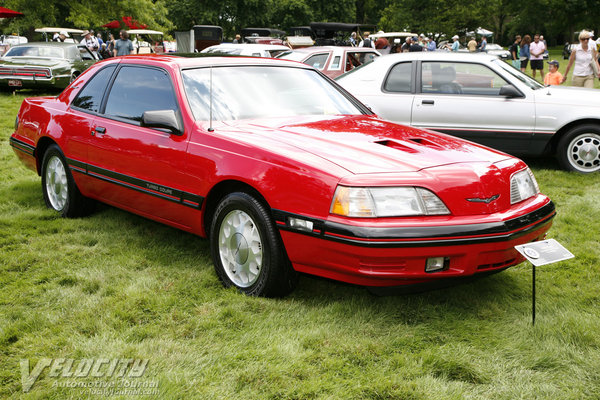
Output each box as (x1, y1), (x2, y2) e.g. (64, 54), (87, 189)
(52, 29), (135, 59)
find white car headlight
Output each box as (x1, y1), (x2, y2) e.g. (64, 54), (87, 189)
(510, 168), (540, 204)
(330, 186), (450, 217)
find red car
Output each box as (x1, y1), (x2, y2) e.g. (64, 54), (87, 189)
(10, 55), (555, 296)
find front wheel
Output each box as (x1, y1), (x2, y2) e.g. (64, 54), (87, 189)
(210, 192), (298, 297)
(41, 144), (92, 217)
(557, 125), (600, 173)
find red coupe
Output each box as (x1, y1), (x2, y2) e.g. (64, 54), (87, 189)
(10, 55), (555, 296)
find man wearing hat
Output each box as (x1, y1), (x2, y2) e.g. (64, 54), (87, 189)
(53, 31), (69, 42)
(451, 35), (460, 51)
(80, 30), (99, 56)
(409, 36), (423, 52)
(544, 60), (563, 85)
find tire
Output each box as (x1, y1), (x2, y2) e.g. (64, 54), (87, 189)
(41, 144), (93, 217)
(210, 192), (298, 297)
(557, 125), (600, 173)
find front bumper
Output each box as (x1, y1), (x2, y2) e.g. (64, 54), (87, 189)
(274, 198), (555, 287)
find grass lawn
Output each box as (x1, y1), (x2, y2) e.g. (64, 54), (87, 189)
(1, 89), (599, 399)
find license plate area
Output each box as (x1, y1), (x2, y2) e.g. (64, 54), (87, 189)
(8, 79), (22, 87)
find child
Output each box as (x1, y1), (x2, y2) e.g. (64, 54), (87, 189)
(544, 60), (563, 85)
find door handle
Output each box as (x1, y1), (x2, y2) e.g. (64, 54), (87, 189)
(422, 100), (435, 105)
(93, 127), (107, 136)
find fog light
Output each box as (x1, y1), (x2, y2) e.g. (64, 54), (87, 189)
(288, 217), (314, 233)
(425, 257), (449, 273)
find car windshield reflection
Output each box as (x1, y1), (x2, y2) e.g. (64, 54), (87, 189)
(494, 59), (544, 90)
(182, 66), (363, 121)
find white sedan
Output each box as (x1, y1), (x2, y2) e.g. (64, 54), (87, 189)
(336, 52), (600, 173)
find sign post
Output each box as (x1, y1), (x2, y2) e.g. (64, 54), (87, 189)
(515, 239), (574, 325)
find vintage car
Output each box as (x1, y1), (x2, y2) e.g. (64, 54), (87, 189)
(277, 46), (380, 79)
(337, 52), (600, 173)
(201, 43), (291, 58)
(0, 42), (97, 90)
(484, 43), (511, 59)
(11, 55), (555, 296)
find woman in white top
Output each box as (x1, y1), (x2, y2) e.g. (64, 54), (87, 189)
(562, 30), (599, 88)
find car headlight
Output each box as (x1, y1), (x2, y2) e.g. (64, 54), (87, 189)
(330, 186), (450, 217)
(510, 168), (539, 204)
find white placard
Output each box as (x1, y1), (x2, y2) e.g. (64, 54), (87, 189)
(515, 239), (574, 267)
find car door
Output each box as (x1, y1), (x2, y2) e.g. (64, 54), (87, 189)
(85, 64), (195, 228)
(361, 60), (415, 124)
(65, 64), (118, 193)
(411, 60), (536, 154)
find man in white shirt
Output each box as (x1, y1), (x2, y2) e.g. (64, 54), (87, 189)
(530, 34), (546, 80)
(80, 30), (99, 56)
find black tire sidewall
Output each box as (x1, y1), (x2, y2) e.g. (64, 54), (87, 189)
(557, 124), (600, 173)
(210, 192), (282, 296)
(41, 145), (78, 217)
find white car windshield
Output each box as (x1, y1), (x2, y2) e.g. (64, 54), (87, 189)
(182, 66), (364, 121)
(4, 46), (65, 58)
(494, 59), (544, 90)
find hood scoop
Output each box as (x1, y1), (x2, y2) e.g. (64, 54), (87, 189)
(375, 137), (443, 153)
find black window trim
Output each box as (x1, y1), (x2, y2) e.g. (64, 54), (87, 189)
(417, 60), (525, 98)
(100, 64), (183, 132)
(381, 60), (416, 94)
(70, 64), (118, 116)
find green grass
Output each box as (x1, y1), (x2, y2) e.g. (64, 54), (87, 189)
(1, 90), (600, 399)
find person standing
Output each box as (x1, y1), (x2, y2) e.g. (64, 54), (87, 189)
(509, 35), (521, 69)
(80, 30), (99, 56)
(374, 31), (390, 53)
(467, 36), (477, 52)
(529, 34), (545, 80)
(427, 37), (437, 51)
(358, 32), (375, 48)
(544, 60), (563, 85)
(520, 35), (531, 73)
(233, 34), (241, 44)
(349, 32), (357, 46)
(96, 33), (104, 48)
(114, 30), (134, 57)
(562, 30), (599, 88)
(53, 31), (69, 42)
(401, 37), (412, 52)
(409, 36), (423, 52)
(480, 36), (487, 52)
(451, 35), (460, 51)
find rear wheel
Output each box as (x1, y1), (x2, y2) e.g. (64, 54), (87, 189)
(557, 125), (600, 173)
(210, 192), (298, 297)
(41, 144), (93, 217)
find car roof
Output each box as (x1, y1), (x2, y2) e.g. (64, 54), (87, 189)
(203, 43), (291, 51)
(10, 41), (77, 48)
(282, 46), (380, 53)
(378, 52), (499, 62)
(95, 54), (315, 71)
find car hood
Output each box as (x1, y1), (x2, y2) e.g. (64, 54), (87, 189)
(0, 57), (65, 68)
(534, 85), (600, 106)
(223, 115), (511, 175)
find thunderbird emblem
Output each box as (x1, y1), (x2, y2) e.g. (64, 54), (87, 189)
(466, 194), (500, 204)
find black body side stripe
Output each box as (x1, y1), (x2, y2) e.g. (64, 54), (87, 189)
(272, 201), (555, 248)
(65, 158), (204, 209)
(9, 137), (36, 157)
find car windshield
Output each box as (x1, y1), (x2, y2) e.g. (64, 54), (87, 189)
(4, 46), (65, 58)
(494, 59), (544, 90)
(182, 66), (364, 121)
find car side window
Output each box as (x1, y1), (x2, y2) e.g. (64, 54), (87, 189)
(71, 65), (116, 113)
(104, 66), (178, 123)
(79, 47), (95, 61)
(383, 62), (412, 92)
(304, 53), (329, 70)
(422, 62), (510, 96)
(331, 56), (341, 69)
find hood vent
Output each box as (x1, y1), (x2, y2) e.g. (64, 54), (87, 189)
(374, 137), (443, 153)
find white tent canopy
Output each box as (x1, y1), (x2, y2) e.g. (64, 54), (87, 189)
(476, 27), (493, 36)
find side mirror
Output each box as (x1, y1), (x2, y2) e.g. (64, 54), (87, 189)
(499, 84), (522, 98)
(141, 110), (183, 135)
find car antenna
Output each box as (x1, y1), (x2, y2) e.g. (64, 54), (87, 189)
(208, 65), (214, 132)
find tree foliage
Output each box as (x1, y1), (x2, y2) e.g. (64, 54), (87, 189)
(1, 0), (599, 45)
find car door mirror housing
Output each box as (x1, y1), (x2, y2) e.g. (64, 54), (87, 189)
(141, 110), (183, 135)
(499, 84), (522, 98)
